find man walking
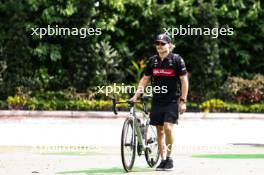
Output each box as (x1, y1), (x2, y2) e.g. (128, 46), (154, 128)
(131, 33), (189, 171)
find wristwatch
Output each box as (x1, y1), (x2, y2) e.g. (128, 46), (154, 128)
(180, 98), (187, 103)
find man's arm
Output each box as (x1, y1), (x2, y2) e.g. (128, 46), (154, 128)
(180, 74), (188, 100)
(131, 75), (151, 101)
(179, 74), (189, 113)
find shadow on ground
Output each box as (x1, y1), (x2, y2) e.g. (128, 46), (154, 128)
(231, 143), (264, 148)
(56, 166), (153, 175)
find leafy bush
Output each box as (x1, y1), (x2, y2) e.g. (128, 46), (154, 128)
(1, 0), (264, 100)
(7, 95), (27, 109)
(24, 99), (129, 111)
(200, 99), (226, 112)
(6, 86), (30, 109)
(127, 60), (145, 82)
(223, 74), (264, 104)
(4, 96), (264, 113)
(187, 102), (200, 112)
(225, 103), (264, 113)
(91, 41), (125, 86)
(4, 88), (264, 113)
(225, 103), (249, 113)
(249, 104), (264, 113)
(200, 99), (264, 113)
(0, 100), (7, 109)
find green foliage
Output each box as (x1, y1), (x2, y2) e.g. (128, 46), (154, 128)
(248, 104), (264, 113)
(92, 41), (124, 85)
(0, 0), (100, 97)
(4, 95), (264, 113)
(6, 86), (31, 109)
(217, 0), (264, 78)
(0, 0), (263, 103)
(200, 98), (264, 113)
(9, 97), (129, 111)
(200, 99), (226, 112)
(222, 74), (264, 104)
(7, 95), (27, 109)
(187, 102), (200, 112)
(127, 60), (144, 82)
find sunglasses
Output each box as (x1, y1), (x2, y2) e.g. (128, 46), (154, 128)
(155, 41), (166, 46)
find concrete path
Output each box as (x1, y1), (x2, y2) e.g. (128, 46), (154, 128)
(0, 115), (264, 175)
(0, 145), (264, 175)
(0, 117), (263, 147)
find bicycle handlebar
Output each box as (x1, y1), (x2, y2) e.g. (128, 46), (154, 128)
(112, 99), (133, 115)
(112, 96), (151, 115)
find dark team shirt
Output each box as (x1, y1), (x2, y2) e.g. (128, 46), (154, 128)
(144, 52), (187, 104)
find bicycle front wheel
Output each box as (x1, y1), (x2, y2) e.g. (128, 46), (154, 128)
(144, 123), (160, 167)
(121, 118), (136, 172)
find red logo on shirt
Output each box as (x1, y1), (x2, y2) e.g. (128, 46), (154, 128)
(153, 68), (176, 76)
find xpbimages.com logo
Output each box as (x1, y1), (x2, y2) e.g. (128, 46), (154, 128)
(163, 25), (234, 38)
(31, 25), (102, 38)
(97, 83), (168, 96)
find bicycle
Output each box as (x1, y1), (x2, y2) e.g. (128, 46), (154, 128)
(112, 96), (160, 172)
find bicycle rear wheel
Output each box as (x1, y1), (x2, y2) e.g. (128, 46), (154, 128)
(144, 123), (160, 167)
(121, 118), (136, 172)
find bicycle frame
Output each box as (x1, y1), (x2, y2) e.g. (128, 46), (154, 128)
(113, 98), (149, 149)
(128, 105), (152, 151)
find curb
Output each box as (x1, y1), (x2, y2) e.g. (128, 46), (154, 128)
(0, 110), (128, 119)
(0, 110), (263, 119)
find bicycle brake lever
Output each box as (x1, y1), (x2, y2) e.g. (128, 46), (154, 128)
(112, 98), (118, 115)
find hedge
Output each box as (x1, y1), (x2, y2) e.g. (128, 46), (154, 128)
(4, 96), (264, 113)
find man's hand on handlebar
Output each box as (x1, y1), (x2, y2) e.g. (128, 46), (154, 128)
(130, 95), (138, 103)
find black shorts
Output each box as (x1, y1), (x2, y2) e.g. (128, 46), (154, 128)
(149, 102), (179, 126)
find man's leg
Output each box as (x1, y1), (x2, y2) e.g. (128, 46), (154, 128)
(156, 125), (166, 160)
(163, 122), (174, 158)
(163, 122), (174, 170)
(155, 125), (167, 171)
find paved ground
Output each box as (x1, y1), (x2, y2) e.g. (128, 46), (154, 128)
(0, 115), (264, 175)
(1, 145), (264, 175)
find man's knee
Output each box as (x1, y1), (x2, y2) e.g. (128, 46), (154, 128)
(164, 122), (173, 134)
(156, 125), (164, 136)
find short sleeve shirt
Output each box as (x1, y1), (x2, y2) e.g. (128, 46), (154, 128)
(144, 52), (187, 104)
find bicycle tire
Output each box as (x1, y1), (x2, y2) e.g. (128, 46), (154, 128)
(144, 123), (160, 167)
(121, 118), (136, 172)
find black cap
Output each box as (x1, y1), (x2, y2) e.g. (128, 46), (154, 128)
(155, 33), (171, 44)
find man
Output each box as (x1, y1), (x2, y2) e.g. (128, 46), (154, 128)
(131, 33), (189, 171)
